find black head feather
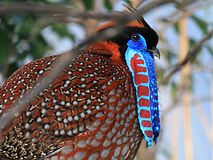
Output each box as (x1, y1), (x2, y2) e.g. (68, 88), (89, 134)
(97, 17), (159, 55)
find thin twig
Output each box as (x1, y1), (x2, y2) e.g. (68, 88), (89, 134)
(160, 1), (211, 25)
(163, 28), (213, 84)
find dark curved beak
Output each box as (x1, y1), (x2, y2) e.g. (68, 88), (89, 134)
(146, 48), (160, 59)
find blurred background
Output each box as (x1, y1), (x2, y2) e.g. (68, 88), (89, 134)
(0, 0), (213, 160)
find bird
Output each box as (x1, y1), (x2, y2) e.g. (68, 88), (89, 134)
(0, 14), (160, 160)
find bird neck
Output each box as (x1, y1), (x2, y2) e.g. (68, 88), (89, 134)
(86, 41), (122, 64)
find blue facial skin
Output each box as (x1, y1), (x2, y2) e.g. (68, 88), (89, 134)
(125, 34), (160, 145)
(127, 35), (147, 50)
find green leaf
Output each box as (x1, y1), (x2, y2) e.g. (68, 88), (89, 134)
(0, 26), (9, 65)
(52, 24), (67, 37)
(166, 51), (176, 65)
(189, 38), (201, 64)
(67, 33), (76, 41)
(17, 52), (29, 61)
(173, 22), (179, 33)
(206, 46), (213, 56)
(191, 15), (208, 34)
(30, 35), (47, 59)
(189, 38), (196, 47)
(6, 62), (19, 78)
(171, 82), (177, 101)
(123, 0), (132, 6)
(81, 0), (94, 10)
(104, 0), (113, 11)
(15, 16), (35, 38)
(52, 23), (76, 41)
(52, 24), (68, 37)
(156, 68), (164, 83)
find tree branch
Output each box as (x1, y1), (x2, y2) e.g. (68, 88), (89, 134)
(0, 0), (175, 19)
(163, 28), (213, 84)
(0, 2), (120, 19)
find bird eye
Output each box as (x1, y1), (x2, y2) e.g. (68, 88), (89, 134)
(131, 34), (140, 42)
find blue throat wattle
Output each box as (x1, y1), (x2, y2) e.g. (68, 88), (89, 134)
(142, 50), (160, 141)
(125, 34), (160, 146)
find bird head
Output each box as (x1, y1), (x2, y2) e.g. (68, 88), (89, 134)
(96, 17), (160, 59)
(95, 15), (161, 146)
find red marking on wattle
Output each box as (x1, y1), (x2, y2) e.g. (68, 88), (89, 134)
(140, 110), (151, 118)
(139, 98), (150, 106)
(136, 59), (144, 65)
(130, 54), (144, 71)
(141, 120), (152, 127)
(137, 67), (147, 72)
(138, 86), (149, 97)
(145, 130), (153, 138)
(133, 54), (139, 59)
(130, 54), (148, 86)
(135, 75), (148, 85)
